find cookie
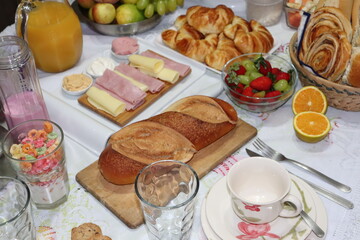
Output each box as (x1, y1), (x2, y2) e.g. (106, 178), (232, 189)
(71, 223), (102, 240)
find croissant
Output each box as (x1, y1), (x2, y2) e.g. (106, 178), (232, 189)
(175, 34), (218, 63)
(162, 23), (204, 49)
(186, 5), (235, 35)
(162, 23), (218, 63)
(205, 33), (240, 70)
(223, 17), (274, 53)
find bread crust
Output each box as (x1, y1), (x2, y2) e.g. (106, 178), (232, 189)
(148, 111), (236, 151)
(98, 145), (146, 185)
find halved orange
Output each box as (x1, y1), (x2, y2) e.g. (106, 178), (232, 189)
(293, 111), (331, 143)
(292, 86), (328, 115)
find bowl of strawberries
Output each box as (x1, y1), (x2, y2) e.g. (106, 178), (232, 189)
(222, 53), (298, 113)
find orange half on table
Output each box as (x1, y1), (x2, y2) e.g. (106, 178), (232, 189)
(292, 86), (328, 115)
(293, 111), (331, 143)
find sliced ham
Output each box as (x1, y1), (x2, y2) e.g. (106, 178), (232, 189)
(94, 83), (145, 111)
(115, 63), (165, 93)
(112, 37), (139, 55)
(96, 69), (146, 108)
(140, 50), (191, 77)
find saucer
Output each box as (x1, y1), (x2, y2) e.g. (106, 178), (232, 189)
(202, 175), (327, 240)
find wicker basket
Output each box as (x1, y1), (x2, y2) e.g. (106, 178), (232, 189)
(289, 33), (360, 111)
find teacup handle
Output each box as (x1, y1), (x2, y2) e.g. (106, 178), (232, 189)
(279, 194), (303, 218)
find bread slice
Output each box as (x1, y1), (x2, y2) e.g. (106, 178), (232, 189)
(341, 46), (360, 87)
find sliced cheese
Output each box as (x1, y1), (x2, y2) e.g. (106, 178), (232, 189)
(86, 87), (125, 117)
(138, 67), (180, 84)
(157, 68), (179, 84)
(128, 55), (164, 74)
(114, 70), (149, 92)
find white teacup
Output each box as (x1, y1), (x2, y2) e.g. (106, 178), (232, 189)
(226, 157), (303, 224)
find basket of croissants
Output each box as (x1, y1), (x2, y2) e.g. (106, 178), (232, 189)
(289, 0), (360, 111)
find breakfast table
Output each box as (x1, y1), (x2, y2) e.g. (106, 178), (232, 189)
(1, 0), (360, 239)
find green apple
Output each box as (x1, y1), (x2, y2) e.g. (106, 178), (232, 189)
(92, 3), (116, 24)
(116, 4), (144, 24)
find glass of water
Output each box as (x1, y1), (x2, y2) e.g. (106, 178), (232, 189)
(0, 176), (36, 240)
(135, 160), (199, 240)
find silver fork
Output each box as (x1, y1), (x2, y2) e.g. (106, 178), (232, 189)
(253, 138), (352, 193)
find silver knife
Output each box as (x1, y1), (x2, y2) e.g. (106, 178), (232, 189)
(246, 148), (354, 209)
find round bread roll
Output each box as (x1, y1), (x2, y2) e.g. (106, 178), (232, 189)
(98, 145), (146, 185)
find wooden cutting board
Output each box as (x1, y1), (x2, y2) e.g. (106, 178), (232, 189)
(76, 118), (257, 229)
(77, 50), (191, 127)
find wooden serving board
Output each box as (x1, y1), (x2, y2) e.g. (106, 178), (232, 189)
(76, 119), (257, 229)
(78, 50), (191, 127)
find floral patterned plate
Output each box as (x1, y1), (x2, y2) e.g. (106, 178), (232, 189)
(203, 175), (327, 240)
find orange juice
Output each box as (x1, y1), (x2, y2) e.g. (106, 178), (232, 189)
(23, 1), (83, 73)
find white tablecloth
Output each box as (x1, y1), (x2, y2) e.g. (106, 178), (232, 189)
(1, 1), (360, 240)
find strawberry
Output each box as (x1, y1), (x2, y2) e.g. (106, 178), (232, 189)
(265, 90), (281, 102)
(240, 86), (254, 102)
(271, 68), (281, 75)
(234, 65), (246, 75)
(225, 74), (236, 87)
(230, 83), (244, 97)
(275, 72), (291, 81)
(250, 76), (272, 91)
(258, 59), (272, 75)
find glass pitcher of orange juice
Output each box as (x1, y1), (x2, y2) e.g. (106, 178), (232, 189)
(16, 0), (83, 73)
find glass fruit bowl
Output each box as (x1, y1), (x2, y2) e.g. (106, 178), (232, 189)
(222, 53), (298, 113)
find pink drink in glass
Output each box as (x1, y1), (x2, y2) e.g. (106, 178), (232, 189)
(3, 91), (49, 129)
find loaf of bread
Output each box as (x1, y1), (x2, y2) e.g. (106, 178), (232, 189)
(341, 47), (360, 87)
(98, 96), (238, 185)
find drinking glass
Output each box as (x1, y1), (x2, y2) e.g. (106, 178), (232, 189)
(0, 176), (36, 240)
(135, 160), (199, 240)
(0, 35), (49, 130)
(2, 119), (70, 209)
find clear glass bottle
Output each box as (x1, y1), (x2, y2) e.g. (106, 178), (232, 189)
(0, 35), (49, 130)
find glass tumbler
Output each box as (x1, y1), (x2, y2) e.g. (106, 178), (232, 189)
(2, 119), (69, 209)
(0, 176), (36, 240)
(245, 0), (283, 26)
(135, 160), (199, 240)
(0, 35), (49, 130)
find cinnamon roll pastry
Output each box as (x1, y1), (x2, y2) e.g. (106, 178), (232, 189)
(300, 6), (352, 58)
(301, 29), (351, 82)
(223, 17), (274, 53)
(186, 5), (235, 35)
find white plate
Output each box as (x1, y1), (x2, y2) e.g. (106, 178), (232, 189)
(201, 175), (327, 240)
(154, 29), (280, 75)
(39, 37), (207, 130)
